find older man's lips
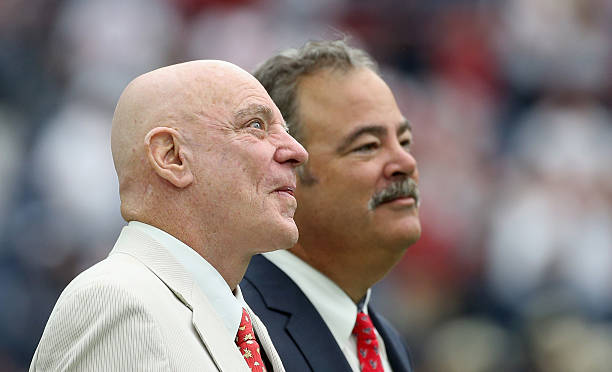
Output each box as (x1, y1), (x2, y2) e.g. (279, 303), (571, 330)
(274, 186), (296, 198)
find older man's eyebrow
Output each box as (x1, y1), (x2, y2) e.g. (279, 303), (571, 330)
(233, 104), (274, 125)
(336, 125), (387, 154)
(281, 121), (290, 133)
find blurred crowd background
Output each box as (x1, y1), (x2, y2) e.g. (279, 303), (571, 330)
(1, 0), (611, 371)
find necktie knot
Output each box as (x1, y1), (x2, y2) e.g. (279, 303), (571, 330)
(353, 311), (384, 372)
(353, 312), (378, 341)
(236, 308), (266, 372)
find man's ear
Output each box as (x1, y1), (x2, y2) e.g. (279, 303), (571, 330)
(144, 127), (194, 188)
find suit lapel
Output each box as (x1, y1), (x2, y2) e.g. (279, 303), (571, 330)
(369, 307), (413, 372)
(245, 255), (352, 371)
(285, 309), (352, 371)
(191, 290), (250, 371)
(110, 225), (249, 372)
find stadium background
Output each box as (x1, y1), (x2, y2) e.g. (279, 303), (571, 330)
(1, 0), (611, 370)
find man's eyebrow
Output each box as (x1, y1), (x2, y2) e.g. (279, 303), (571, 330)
(336, 125), (387, 153)
(336, 120), (413, 153)
(397, 119), (412, 136)
(233, 104), (273, 124)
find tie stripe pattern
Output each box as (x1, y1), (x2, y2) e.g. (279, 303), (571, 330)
(353, 311), (384, 372)
(235, 308), (266, 372)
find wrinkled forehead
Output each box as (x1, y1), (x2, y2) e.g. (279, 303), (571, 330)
(185, 64), (281, 120)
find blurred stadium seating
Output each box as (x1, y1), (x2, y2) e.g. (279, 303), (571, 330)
(1, 0), (611, 370)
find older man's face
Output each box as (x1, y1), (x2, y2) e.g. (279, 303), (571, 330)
(294, 67), (420, 253)
(190, 69), (308, 253)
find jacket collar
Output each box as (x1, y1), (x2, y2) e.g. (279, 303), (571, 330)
(110, 225), (250, 372)
(245, 254), (353, 371)
(246, 254), (413, 372)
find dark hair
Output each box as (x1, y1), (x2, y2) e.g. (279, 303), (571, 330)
(253, 39), (378, 145)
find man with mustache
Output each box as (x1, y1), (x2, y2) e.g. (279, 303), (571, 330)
(241, 40), (420, 372)
(30, 60), (308, 371)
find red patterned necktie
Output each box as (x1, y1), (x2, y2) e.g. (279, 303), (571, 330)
(235, 308), (267, 372)
(353, 311), (384, 372)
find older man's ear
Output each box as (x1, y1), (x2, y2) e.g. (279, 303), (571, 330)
(145, 127), (194, 188)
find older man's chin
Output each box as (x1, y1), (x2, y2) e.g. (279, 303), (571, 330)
(280, 218), (300, 249)
(258, 217), (299, 254)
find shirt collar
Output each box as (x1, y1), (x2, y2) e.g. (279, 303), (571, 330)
(129, 221), (242, 336)
(263, 250), (371, 345)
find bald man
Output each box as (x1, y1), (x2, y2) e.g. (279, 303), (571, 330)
(30, 60), (307, 371)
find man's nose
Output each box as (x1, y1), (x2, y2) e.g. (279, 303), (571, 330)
(383, 143), (417, 180)
(273, 130), (308, 167)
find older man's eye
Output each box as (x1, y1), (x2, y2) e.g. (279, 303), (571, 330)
(247, 120), (264, 130)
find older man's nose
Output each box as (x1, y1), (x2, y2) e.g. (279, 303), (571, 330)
(274, 130), (308, 167)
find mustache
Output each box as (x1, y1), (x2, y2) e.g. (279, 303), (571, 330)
(368, 178), (420, 210)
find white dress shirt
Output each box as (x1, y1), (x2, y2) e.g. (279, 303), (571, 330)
(130, 221), (243, 336)
(263, 250), (394, 372)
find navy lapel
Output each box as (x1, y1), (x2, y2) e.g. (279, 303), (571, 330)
(244, 255), (352, 372)
(369, 306), (413, 372)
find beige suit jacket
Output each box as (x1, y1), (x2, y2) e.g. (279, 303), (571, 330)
(30, 225), (285, 371)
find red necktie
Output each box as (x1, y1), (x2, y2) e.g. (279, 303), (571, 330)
(235, 308), (267, 372)
(353, 311), (384, 372)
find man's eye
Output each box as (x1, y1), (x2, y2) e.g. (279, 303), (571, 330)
(247, 120), (264, 130)
(400, 140), (411, 151)
(353, 143), (379, 153)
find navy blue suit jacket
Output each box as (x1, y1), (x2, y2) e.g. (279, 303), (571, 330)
(241, 254), (413, 372)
